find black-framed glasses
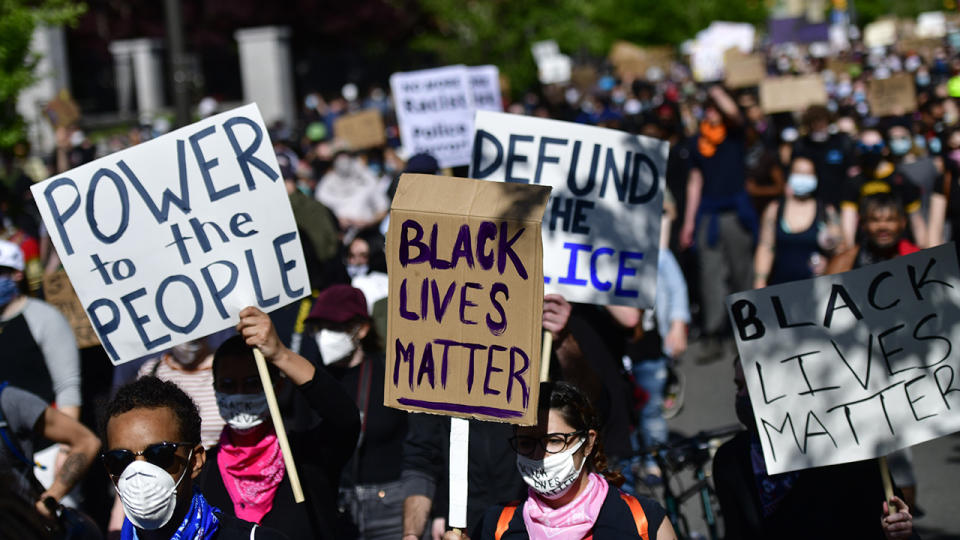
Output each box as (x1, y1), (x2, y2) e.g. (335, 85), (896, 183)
(509, 430), (586, 457)
(101, 441), (194, 477)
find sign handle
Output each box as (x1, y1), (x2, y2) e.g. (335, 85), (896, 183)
(540, 330), (553, 382)
(879, 455), (894, 516)
(253, 347), (305, 503)
(449, 417), (470, 529)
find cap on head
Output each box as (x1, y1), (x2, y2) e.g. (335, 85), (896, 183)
(307, 284), (368, 323)
(403, 153), (440, 175)
(0, 240), (24, 272)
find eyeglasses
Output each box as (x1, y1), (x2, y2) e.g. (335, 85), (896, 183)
(101, 441), (194, 477)
(508, 430), (585, 457)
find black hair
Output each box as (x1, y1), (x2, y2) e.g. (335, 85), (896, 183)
(860, 192), (905, 221)
(211, 335), (279, 381)
(104, 376), (201, 445)
(538, 381), (625, 487)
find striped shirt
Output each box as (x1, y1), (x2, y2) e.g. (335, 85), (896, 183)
(137, 355), (225, 449)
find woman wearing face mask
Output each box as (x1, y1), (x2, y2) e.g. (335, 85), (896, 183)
(468, 382), (676, 540)
(196, 306), (360, 540)
(302, 284), (406, 540)
(753, 156), (843, 289)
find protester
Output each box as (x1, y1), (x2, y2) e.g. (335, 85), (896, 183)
(303, 285), (405, 540)
(713, 357), (916, 539)
(753, 156), (843, 287)
(314, 144), (390, 235)
(828, 192), (920, 273)
(0, 382), (100, 531)
(466, 381), (676, 539)
(196, 307), (360, 540)
(104, 376), (287, 539)
(791, 105), (856, 210)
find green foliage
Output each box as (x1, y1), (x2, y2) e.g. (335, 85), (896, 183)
(411, 0), (767, 97)
(852, 0), (949, 25)
(0, 0), (86, 149)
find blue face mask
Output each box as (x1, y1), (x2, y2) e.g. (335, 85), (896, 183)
(0, 277), (17, 307)
(788, 173), (818, 197)
(890, 138), (912, 156)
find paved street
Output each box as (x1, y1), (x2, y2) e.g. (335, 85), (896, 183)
(642, 341), (960, 539)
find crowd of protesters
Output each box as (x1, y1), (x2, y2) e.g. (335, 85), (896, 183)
(3, 18), (953, 540)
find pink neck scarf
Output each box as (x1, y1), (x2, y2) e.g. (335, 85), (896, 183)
(522, 472), (609, 540)
(217, 425), (285, 524)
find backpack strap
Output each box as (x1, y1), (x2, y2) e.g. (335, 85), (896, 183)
(619, 492), (649, 540)
(495, 501), (521, 540)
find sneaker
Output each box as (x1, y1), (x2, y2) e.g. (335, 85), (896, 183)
(663, 365), (685, 419)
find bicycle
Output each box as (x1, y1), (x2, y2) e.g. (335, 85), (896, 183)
(638, 424), (743, 540)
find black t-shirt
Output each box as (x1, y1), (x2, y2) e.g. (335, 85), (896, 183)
(690, 126), (748, 200)
(841, 169), (922, 216)
(793, 133), (856, 208)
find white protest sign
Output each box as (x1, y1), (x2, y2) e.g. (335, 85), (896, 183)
(31, 104), (309, 364)
(531, 40), (560, 64)
(537, 55), (572, 85)
(727, 244), (960, 475)
(917, 12), (947, 39)
(469, 65), (503, 112)
(471, 111), (668, 308)
(390, 65), (475, 168)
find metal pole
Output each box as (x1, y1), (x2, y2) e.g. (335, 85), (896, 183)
(164, 0), (191, 127)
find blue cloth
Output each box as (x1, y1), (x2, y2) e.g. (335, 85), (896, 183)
(632, 357), (669, 467)
(121, 489), (221, 540)
(695, 191), (759, 247)
(653, 249), (690, 357)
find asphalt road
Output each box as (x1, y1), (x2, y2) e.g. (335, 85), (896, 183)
(638, 340), (960, 540)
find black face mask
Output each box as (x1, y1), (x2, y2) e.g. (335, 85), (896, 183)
(859, 153), (883, 175)
(735, 394), (757, 432)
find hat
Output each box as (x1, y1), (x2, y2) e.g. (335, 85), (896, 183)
(0, 240), (24, 271)
(307, 285), (368, 323)
(404, 153), (439, 175)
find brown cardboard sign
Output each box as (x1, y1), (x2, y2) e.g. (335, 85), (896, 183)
(759, 75), (827, 114)
(333, 109), (387, 150)
(609, 41), (673, 78)
(725, 54), (766, 89)
(44, 89), (80, 128)
(43, 270), (100, 349)
(868, 73), (918, 117)
(385, 174), (550, 425)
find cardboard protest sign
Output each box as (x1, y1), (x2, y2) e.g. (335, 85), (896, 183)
(385, 174), (550, 425)
(864, 19), (897, 48)
(31, 103), (309, 364)
(43, 270), (99, 349)
(333, 109), (386, 150)
(726, 244), (960, 475)
(469, 65), (503, 112)
(390, 65), (475, 168)
(725, 53), (766, 89)
(471, 111), (668, 308)
(608, 41), (674, 79)
(759, 75), (827, 114)
(868, 74), (918, 117)
(44, 89), (80, 128)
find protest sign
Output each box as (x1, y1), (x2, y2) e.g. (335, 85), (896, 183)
(30, 103), (309, 365)
(44, 89), (80, 128)
(726, 244), (960, 475)
(868, 73), (918, 117)
(385, 174), (550, 425)
(43, 270), (99, 349)
(333, 109), (386, 150)
(725, 53), (766, 89)
(916, 11), (947, 39)
(390, 65), (475, 168)
(864, 19), (897, 48)
(759, 75), (827, 114)
(691, 21), (755, 82)
(469, 65), (503, 112)
(471, 111), (668, 308)
(608, 41), (674, 79)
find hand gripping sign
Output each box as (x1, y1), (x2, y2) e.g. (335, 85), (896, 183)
(727, 244), (960, 475)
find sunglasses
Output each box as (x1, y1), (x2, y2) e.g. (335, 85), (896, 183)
(102, 441), (194, 477)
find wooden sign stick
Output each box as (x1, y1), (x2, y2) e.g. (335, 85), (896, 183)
(540, 330), (553, 382)
(879, 455), (894, 516)
(253, 348), (305, 503)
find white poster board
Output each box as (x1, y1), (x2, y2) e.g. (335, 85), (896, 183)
(726, 244), (960, 474)
(31, 104), (309, 364)
(471, 111), (668, 308)
(469, 65), (504, 112)
(390, 65), (476, 168)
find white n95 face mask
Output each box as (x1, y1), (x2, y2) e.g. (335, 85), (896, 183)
(116, 454), (191, 530)
(216, 391), (269, 431)
(317, 329), (356, 365)
(516, 438), (586, 500)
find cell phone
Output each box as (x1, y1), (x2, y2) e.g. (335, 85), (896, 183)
(43, 496), (59, 513)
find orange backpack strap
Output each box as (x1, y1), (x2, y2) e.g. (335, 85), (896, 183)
(619, 492), (650, 540)
(495, 501), (520, 540)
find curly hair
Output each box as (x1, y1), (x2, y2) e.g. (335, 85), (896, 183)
(541, 381), (626, 488)
(104, 376), (202, 445)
